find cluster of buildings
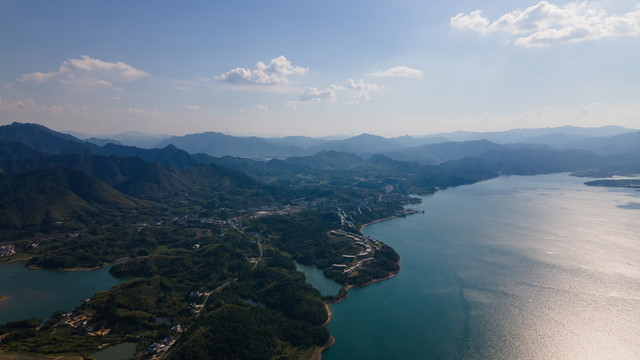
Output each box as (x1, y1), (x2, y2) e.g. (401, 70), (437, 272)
(147, 336), (176, 357)
(342, 257), (375, 274)
(336, 208), (355, 228)
(57, 312), (109, 336)
(329, 230), (382, 274)
(0, 245), (15, 258)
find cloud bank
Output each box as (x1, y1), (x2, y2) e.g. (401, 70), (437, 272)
(18, 55), (148, 86)
(451, 1), (640, 47)
(372, 66), (423, 78)
(216, 56), (308, 86)
(290, 79), (383, 107)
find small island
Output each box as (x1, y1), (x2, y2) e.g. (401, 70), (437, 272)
(584, 179), (640, 189)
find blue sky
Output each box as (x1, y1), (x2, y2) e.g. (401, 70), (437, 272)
(1, 0), (639, 137)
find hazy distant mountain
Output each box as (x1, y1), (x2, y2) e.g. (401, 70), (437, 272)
(520, 133), (591, 148)
(306, 133), (405, 155)
(84, 137), (123, 146)
(388, 135), (449, 148)
(386, 139), (505, 164)
(434, 126), (636, 144)
(156, 131), (305, 158)
(156, 131), (448, 158)
(561, 131), (640, 155)
(100, 131), (171, 148)
(69, 130), (171, 148)
(141, 125), (639, 159)
(265, 136), (327, 148)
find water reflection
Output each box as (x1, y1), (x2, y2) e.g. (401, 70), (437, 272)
(325, 174), (640, 360)
(0, 261), (123, 325)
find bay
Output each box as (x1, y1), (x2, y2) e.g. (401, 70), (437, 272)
(0, 261), (124, 325)
(324, 174), (640, 360)
(296, 263), (342, 297)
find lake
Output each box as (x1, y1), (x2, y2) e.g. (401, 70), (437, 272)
(323, 174), (640, 360)
(0, 261), (124, 325)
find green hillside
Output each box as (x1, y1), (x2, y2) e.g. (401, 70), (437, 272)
(0, 167), (156, 231)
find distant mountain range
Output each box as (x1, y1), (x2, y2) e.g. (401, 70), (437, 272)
(81, 124), (637, 161)
(0, 121), (639, 231)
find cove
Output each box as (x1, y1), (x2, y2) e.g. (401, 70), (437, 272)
(323, 174), (640, 360)
(0, 261), (124, 325)
(296, 262), (342, 297)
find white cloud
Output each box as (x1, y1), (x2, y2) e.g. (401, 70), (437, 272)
(289, 80), (382, 108)
(185, 105), (202, 111)
(298, 85), (342, 102)
(0, 96), (87, 116)
(238, 105), (270, 113)
(216, 56), (308, 86)
(451, 1), (640, 47)
(17, 55), (148, 86)
(125, 108), (160, 117)
(286, 101), (300, 109)
(347, 79), (383, 100)
(49, 104), (86, 116)
(372, 66), (424, 78)
(451, 10), (491, 33)
(0, 97), (39, 112)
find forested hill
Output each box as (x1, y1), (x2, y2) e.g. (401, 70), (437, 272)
(0, 167), (156, 232)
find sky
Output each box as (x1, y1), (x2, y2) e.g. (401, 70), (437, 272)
(1, 0), (639, 137)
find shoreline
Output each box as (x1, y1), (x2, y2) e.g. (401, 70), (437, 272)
(312, 336), (335, 360)
(20, 257), (130, 272)
(328, 262), (401, 304)
(317, 259), (401, 359)
(359, 215), (400, 233)
(316, 214), (405, 359)
(312, 303), (334, 360)
(321, 303), (332, 326)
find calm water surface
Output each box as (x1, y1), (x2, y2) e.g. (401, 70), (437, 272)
(91, 342), (138, 360)
(324, 174), (640, 360)
(296, 263), (342, 297)
(0, 262), (123, 325)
